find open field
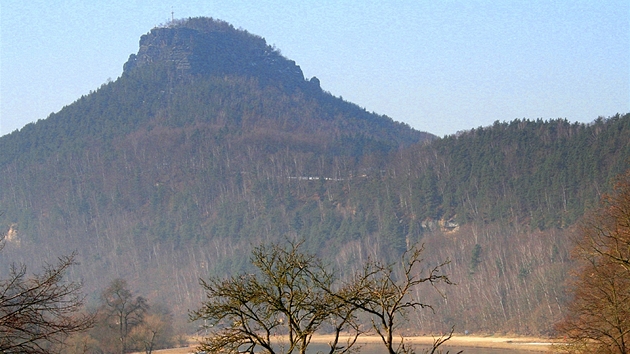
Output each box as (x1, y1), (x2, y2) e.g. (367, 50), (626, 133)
(134, 335), (558, 353)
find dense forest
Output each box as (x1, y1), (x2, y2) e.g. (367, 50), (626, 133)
(1, 17), (629, 337)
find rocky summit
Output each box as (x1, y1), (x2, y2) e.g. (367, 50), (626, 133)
(123, 17), (311, 91)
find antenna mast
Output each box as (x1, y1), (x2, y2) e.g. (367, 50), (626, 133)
(171, 7), (174, 23)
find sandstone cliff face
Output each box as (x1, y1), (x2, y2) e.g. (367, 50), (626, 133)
(4, 224), (19, 246)
(123, 18), (306, 90)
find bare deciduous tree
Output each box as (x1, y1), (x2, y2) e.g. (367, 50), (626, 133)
(336, 244), (455, 354)
(100, 278), (149, 354)
(555, 171), (630, 353)
(0, 250), (94, 353)
(191, 241), (362, 354)
(192, 241), (455, 354)
(577, 172), (630, 272)
(130, 312), (172, 354)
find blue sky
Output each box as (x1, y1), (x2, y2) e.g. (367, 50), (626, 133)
(1, 1), (628, 137)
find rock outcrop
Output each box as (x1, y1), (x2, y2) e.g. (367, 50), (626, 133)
(123, 17), (306, 90)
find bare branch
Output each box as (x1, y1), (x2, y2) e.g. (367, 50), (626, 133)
(0, 251), (94, 353)
(192, 241), (359, 354)
(556, 170), (630, 353)
(332, 244), (454, 354)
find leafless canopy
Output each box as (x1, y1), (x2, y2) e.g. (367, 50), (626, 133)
(191, 241), (361, 354)
(192, 241), (455, 354)
(100, 278), (149, 354)
(556, 171), (630, 353)
(333, 244), (454, 354)
(0, 251), (94, 353)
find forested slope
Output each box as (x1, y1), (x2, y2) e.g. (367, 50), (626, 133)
(1, 17), (629, 335)
(399, 116), (630, 230)
(343, 115), (630, 333)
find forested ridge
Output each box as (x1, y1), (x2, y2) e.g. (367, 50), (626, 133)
(401, 116), (630, 229)
(1, 17), (629, 336)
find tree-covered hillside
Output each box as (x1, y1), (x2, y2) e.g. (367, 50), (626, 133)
(1, 17), (629, 336)
(397, 116), (630, 230)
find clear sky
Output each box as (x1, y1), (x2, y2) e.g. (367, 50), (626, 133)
(1, 1), (628, 137)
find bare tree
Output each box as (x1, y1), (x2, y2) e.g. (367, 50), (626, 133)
(555, 256), (630, 353)
(576, 171), (630, 272)
(555, 171), (630, 353)
(130, 305), (176, 354)
(192, 241), (456, 354)
(337, 244), (454, 354)
(0, 250), (94, 353)
(100, 278), (149, 354)
(191, 241), (362, 354)
(130, 313), (167, 354)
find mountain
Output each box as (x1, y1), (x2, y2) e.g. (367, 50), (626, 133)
(1, 17), (629, 335)
(0, 17), (429, 167)
(0, 16), (432, 327)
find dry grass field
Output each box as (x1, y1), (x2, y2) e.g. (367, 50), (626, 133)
(133, 335), (557, 353)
